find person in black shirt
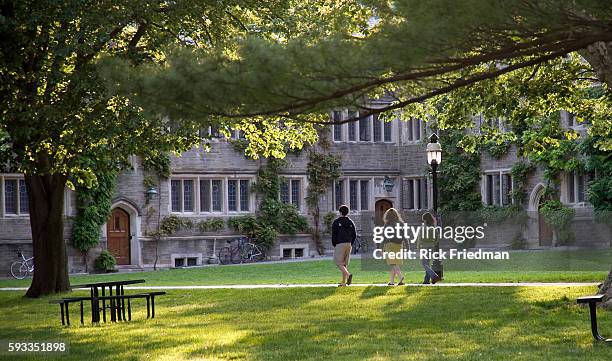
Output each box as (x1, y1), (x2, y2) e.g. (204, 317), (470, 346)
(331, 205), (356, 286)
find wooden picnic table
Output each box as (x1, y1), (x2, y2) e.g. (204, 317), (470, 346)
(71, 279), (145, 322)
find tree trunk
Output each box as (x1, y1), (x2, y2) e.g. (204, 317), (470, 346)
(24, 173), (70, 298)
(153, 236), (160, 271)
(312, 205), (324, 255)
(581, 42), (612, 308)
(599, 266), (612, 308)
(580, 41), (612, 89)
(82, 250), (89, 273)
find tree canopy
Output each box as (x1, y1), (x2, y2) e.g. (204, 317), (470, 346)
(0, 0), (367, 296)
(107, 0), (612, 150)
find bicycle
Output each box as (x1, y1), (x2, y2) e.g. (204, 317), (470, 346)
(218, 237), (265, 265)
(10, 250), (34, 279)
(352, 231), (367, 254)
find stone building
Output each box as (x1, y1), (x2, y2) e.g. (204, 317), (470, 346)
(0, 109), (609, 274)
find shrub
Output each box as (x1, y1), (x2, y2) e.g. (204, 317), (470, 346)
(95, 251), (116, 272)
(540, 200), (576, 245)
(275, 203), (309, 234)
(323, 212), (337, 234)
(227, 215), (259, 235)
(253, 226), (277, 251)
(510, 233), (528, 250)
(477, 205), (527, 224)
(198, 218), (225, 232)
(158, 215), (193, 236)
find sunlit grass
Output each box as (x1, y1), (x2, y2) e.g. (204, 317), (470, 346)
(0, 286), (610, 360)
(1, 249), (609, 288)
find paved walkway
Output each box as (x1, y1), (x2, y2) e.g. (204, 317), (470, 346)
(0, 282), (599, 291)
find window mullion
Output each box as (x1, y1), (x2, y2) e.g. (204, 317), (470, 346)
(499, 172), (503, 206)
(237, 179), (241, 212)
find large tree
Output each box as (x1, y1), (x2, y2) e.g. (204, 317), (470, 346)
(107, 0), (612, 296)
(0, 0), (367, 297)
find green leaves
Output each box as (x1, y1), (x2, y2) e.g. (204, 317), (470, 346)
(3, 0), (352, 190)
(539, 200), (576, 245)
(305, 151), (341, 208)
(72, 172), (117, 252)
(94, 250), (117, 272)
(439, 129), (482, 212)
(229, 158), (308, 250)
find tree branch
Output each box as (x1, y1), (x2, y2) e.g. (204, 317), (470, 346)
(201, 30), (612, 119)
(128, 22), (148, 50)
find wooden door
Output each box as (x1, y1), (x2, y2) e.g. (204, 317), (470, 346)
(375, 199), (394, 226)
(538, 203), (553, 247)
(107, 208), (131, 265)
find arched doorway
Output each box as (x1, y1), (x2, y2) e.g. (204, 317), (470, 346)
(374, 199), (394, 226)
(538, 201), (553, 247)
(529, 183), (553, 247)
(107, 208), (131, 265)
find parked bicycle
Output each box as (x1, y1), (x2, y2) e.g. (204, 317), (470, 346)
(352, 231), (367, 254)
(11, 250), (34, 279)
(218, 237), (265, 265)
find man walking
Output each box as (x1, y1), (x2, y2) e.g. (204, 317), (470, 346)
(331, 205), (356, 286)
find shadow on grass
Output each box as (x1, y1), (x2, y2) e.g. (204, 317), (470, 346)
(0, 286), (610, 361)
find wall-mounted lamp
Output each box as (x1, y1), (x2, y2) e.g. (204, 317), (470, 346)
(383, 176), (395, 193)
(145, 186), (158, 204)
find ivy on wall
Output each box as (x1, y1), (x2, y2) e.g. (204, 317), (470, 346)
(306, 150), (341, 254)
(437, 128), (536, 248)
(229, 158), (309, 251)
(510, 160), (535, 206)
(141, 152), (171, 178)
(140, 150), (172, 270)
(539, 199), (576, 245)
(438, 129), (482, 212)
(582, 136), (612, 214)
(323, 212), (337, 234)
(198, 218), (225, 232)
(152, 215), (193, 236)
(519, 113), (579, 243)
(483, 140), (511, 159)
(72, 172), (117, 271)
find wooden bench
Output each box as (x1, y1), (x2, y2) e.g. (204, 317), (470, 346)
(577, 294), (611, 343)
(50, 291), (166, 326)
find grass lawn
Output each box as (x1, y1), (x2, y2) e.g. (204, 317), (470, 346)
(0, 286), (610, 360)
(1, 249), (610, 288)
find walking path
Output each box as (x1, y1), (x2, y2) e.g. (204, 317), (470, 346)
(0, 282), (599, 291)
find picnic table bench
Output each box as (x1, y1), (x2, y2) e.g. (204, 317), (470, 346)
(71, 279), (146, 323)
(50, 279), (166, 326)
(576, 294), (611, 343)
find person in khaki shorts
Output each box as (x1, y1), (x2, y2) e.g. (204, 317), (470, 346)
(331, 205), (356, 286)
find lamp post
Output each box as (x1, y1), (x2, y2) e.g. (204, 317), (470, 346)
(426, 133), (443, 278)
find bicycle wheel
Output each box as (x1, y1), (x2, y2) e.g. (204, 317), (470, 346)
(218, 247), (232, 265)
(352, 238), (362, 254)
(250, 244), (265, 262)
(10, 261), (28, 279)
(231, 247), (242, 264)
(240, 243), (255, 263)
